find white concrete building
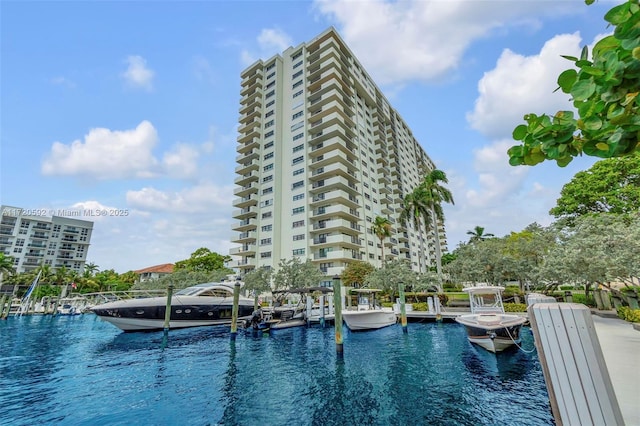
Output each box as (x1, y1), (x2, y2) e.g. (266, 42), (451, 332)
(0, 205), (94, 273)
(230, 28), (447, 281)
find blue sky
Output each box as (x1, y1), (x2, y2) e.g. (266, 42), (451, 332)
(1, 0), (613, 273)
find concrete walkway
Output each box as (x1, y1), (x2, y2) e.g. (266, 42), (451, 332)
(592, 315), (640, 426)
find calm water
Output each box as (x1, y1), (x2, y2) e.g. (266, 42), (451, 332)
(0, 315), (553, 426)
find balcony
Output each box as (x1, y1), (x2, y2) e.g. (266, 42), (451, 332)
(310, 189), (358, 209)
(235, 159), (259, 174)
(232, 194), (258, 209)
(310, 218), (361, 236)
(236, 137), (260, 155)
(230, 244), (257, 256)
(234, 171), (258, 186)
(311, 233), (362, 249)
(235, 149), (259, 163)
(232, 206), (257, 220)
(312, 204), (359, 221)
(309, 175), (358, 196)
(309, 162), (354, 182)
(232, 218), (257, 232)
(233, 183), (258, 197)
(232, 231), (257, 244)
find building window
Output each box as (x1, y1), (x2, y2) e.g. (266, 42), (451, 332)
(292, 207), (305, 215)
(264, 120), (274, 128)
(293, 133), (304, 141)
(265, 141), (274, 149)
(293, 90), (303, 98)
(265, 110), (274, 118)
(266, 63), (275, 71)
(264, 152), (274, 160)
(292, 51), (302, 60)
(265, 130), (274, 138)
(292, 80), (303, 89)
(293, 234), (305, 241)
(292, 180), (304, 189)
(263, 175), (273, 183)
(292, 220), (305, 228)
(292, 111), (303, 120)
(260, 238), (272, 245)
(293, 168), (304, 176)
(263, 163), (273, 171)
(292, 156), (304, 165)
(292, 248), (305, 256)
(293, 60), (303, 68)
(293, 193), (305, 201)
(293, 144), (304, 153)
(292, 70), (303, 79)
(262, 224), (273, 232)
(266, 100), (275, 108)
(262, 211), (273, 219)
(291, 122), (303, 131)
(262, 187), (273, 195)
(261, 252), (272, 258)
(266, 90), (275, 98)
(261, 199), (273, 207)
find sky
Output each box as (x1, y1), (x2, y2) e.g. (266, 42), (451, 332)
(1, 0), (614, 273)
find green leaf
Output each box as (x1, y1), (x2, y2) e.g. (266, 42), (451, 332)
(593, 36), (620, 57)
(557, 69), (578, 92)
(614, 8), (640, 40)
(596, 142), (610, 151)
(561, 55), (578, 62)
(585, 0), (595, 5)
(604, 2), (630, 25)
(580, 66), (605, 77)
(583, 116), (603, 131)
(580, 45), (589, 61)
(556, 155), (572, 167)
(633, 47), (640, 60)
(512, 125), (528, 141)
(571, 79), (596, 101)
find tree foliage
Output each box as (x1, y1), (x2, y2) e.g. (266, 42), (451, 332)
(371, 216), (392, 264)
(365, 259), (419, 296)
(509, 0), (640, 167)
(272, 258), (324, 290)
(550, 152), (640, 220)
(466, 226), (495, 243)
(174, 247), (232, 273)
(136, 269), (232, 291)
(341, 261), (375, 288)
(242, 266), (273, 295)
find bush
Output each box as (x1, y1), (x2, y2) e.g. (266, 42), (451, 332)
(560, 285), (574, 291)
(412, 302), (428, 311)
(503, 303), (527, 312)
(617, 306), (640, 323)
(571, 293), (596, 307)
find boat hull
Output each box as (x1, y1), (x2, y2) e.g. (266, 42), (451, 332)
(342, 309), (397, 331)
(456, 314), (526, 353)
(92, 297), (254, 332)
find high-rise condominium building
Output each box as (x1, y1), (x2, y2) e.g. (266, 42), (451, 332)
(230, 28), (447, 281)
(0, 205), (94, 274)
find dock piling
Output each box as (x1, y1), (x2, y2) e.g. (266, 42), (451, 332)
(163, 284), (174, 334)
(332, 275), (343, 357)
(398, 282), (408, 334)
(230, 281), (240, 341)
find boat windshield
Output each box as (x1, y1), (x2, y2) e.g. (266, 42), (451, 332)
(175, 285), (233, 297)
(175, 286), (203, 296)
(469, 292), (504, 314)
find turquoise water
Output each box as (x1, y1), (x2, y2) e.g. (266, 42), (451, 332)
(0, 315), (553, 425)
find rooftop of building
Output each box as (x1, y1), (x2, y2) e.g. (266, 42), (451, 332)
(134, 263), (174, 274)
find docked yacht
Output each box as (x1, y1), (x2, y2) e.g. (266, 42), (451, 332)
(92, 282), (254, 332)
(455, 285), (526, 353)
(342, 289), (397, 331)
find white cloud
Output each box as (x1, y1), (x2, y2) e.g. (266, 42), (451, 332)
(467, 33), (584, 140)
(42, 120), (160, 179)
(125, 182), (234, 213)
(51, 76), (76, 88)
(41, 121), (214, 180)
(122, 55), (155, 91)
(192, 55), (216, 84)
(241, 28), (293, 66)
(313, 0), (577, 85)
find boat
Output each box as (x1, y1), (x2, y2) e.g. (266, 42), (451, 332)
(342, 289), (397, 331)
(91, 282), (255, 332)
(455, 285), (527, 353)
(57, 303), (81, 316)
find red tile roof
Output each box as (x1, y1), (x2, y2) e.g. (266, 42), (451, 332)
(134, 263), (174, 274)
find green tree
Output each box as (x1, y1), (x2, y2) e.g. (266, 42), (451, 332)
(423, 170), (455, 274)
(550, 152), (640, 221)
(365, 259), (418, 298)
(509, 0), (640, 167)
(272, 258), (324, 291)
(371, 216), (392, 265)
(341, 261), (375, 288)
(174, 247), (232, 272)
(242, 267), (273, 309)
(466, 226), (495, 243)
(400, 185), (432, 272)
(83, 262), (99, 277)
(0, 253), (15, 284)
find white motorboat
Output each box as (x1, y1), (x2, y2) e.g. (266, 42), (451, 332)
(455, 285), (526, 353)
(342, 289), (397, 331)
(91, 282), (254, 332)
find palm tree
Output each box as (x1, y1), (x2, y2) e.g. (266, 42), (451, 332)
(421, 169), (454, 277)
(467, 226), (495, 243)
(399, 185), (432, 272)
(83, 262), (99, 278)
(372, 216), (392, 266)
